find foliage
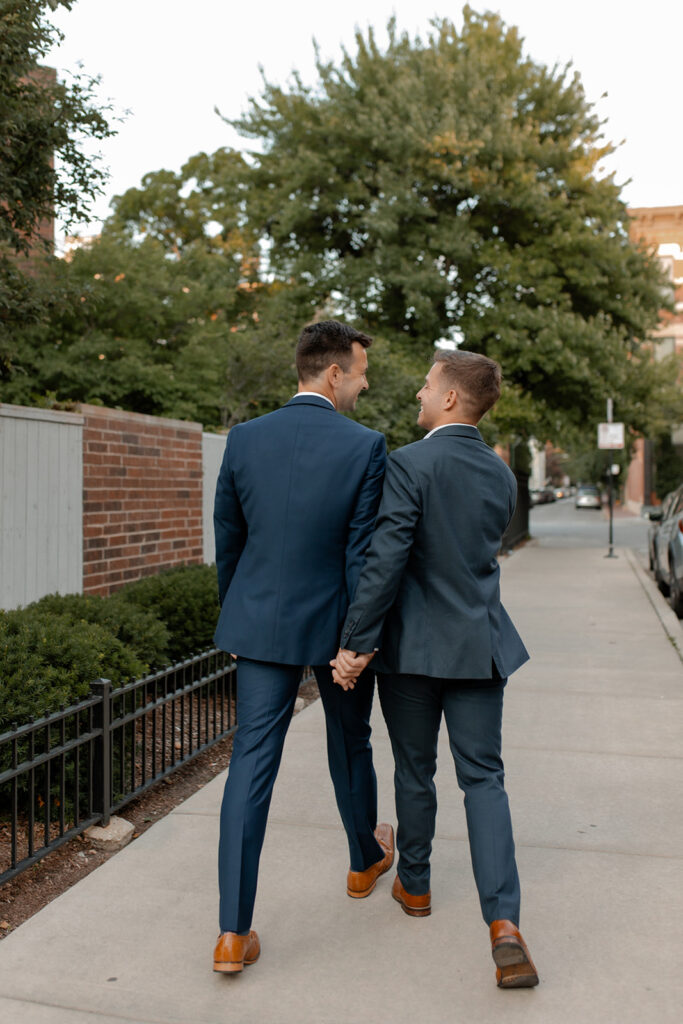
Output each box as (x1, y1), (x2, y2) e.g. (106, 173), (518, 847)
(0, 609), (144, 731)
(228, 8), (669, 444)
(118, 563), (220, 664)
(0, 152), (309, 428)
(27, 592), (170, 669)
(2, 5), (677, 455)
(0, 0), (115, 374)
(0, 564), (221, 731)
(348, 334), (424, 449)
(653, 434), (683, 501)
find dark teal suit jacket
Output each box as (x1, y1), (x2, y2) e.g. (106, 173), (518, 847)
(340, 424), (529, 679)
(213, 395), (386, 665)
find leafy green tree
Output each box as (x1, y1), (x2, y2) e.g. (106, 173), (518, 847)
(3, 224), (256, 425)
(2, 152), (306, 428)
(3, 147), (423, 444)
(228, 7), (669, 443)
(653, 433), (683, 500)
(0, 0), (115, 374)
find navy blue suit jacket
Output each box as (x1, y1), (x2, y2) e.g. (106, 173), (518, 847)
(213, 395), (386, 665)
(341, 424), (529, 679)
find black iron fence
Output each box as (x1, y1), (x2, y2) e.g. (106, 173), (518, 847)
(501, 470), (530, 553)
(0, 648), (237, 885)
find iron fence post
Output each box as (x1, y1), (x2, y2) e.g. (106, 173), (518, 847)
(91, 678), (112, 827)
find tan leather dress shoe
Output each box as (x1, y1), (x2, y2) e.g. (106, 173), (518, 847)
(391, 874), (431, 917)
(490, 920), (539, 988)
(346, 823), (395, 898)
(213, 929), (261, 973)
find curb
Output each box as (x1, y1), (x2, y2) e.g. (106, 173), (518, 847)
(623, 547), (683, 664)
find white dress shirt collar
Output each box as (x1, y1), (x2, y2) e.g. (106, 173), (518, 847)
(423, 422), (474, 439)
(292, 392), (335, 408)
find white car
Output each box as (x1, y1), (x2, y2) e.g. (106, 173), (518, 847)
(575, 485), (601, 510)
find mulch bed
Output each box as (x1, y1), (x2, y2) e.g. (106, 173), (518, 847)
(0, 680), (320, 939)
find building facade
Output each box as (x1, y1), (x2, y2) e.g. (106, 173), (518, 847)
(624, 206), (683, 509)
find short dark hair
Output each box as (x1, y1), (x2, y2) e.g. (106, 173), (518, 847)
(295, 320), (372, 381)
(433, 349), (502, 421)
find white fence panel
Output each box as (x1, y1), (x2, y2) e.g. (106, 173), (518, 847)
(0, 404), (84, 609)
(202, 432), (227, 565)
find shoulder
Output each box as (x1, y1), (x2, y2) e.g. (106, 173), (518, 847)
(229, 406), (291, 436)
(338, 415), (384, 444)
(483, 443), (516, 483)
(384, 441), (426, 483)
(388, 438), (431, 472)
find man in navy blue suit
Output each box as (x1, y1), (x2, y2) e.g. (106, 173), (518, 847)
(332, 351), (539, 989)
(212, 320), (394, 973)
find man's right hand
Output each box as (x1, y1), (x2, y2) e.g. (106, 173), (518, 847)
(330, 649), (375, 689)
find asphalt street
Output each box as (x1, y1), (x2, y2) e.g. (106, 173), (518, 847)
(530, 495), (650, 553)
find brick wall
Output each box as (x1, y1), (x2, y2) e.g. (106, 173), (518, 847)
(81, 406), (204, 595)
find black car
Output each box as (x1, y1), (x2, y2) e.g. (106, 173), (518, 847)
(530, 487), (556, 506)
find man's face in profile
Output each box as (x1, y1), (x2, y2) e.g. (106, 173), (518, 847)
(335, 342), (369, 411)
(416, 362), (446, 431)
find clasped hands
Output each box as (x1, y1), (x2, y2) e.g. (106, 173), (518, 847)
(330, 649), (375, 690)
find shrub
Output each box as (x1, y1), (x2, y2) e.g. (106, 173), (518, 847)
(118, 563), (220, 663)
(0, 609), (145, 732)
(28, 592), (170, 669)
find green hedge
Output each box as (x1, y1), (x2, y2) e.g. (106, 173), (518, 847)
(0, 563), (220, 733)
(28, 592), (170, 669)
(118, 563), (220, 664)
(0, 609), (145, 731)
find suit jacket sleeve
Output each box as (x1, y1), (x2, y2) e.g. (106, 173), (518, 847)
(341, 449), (421, 652)
(213, 427), (247, 606)
(344, 432), (387, 602)
(507, 475), (517, 527)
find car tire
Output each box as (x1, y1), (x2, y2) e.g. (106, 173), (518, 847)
(667, 560), (683, 618)
(655, 560), (670, 596)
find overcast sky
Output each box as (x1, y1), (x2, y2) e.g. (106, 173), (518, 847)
(49, 0), (682, 241)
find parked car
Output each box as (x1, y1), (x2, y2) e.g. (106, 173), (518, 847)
(575, 485), (601, 510)
(530, 487), (556, 506)
(648, 483), (683, 617)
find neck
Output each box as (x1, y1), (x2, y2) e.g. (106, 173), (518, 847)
(427, 414), (478, 431)
(298, 382), (337, 408)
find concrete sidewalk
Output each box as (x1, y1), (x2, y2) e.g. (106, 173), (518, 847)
(0, 543), (682, 1023)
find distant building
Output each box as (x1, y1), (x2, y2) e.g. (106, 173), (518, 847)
(624, 206), (683, 510)
(629, 206), (683, 357)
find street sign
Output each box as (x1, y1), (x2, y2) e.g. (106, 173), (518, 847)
(598, 422), (625, 449)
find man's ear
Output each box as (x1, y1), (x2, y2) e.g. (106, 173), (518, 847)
(327, 363), (344, 389)
(443, 388), (458, 410)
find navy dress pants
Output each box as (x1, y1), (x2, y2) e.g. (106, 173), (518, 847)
(378, 672), (521, 927)
(218, 658), (383, 934)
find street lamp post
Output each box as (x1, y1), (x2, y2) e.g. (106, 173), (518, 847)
(598, 400), (624, 560)
(605, 463), (620, 559)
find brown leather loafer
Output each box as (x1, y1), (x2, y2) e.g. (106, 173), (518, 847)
(213, 929), (260, 973)
(347, 823), (395, 898)
(490, 920), (538, 988)
(391, 874), (431, 917)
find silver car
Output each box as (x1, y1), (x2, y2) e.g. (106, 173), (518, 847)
(575, 485), (602, 510)
(648, 483), (683, 617)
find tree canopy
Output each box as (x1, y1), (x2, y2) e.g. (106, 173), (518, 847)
(2, 148), (424, 444)
(0, 0), (114, 373)
(2, 6), (679, 457)
(227, 8), (673, 441)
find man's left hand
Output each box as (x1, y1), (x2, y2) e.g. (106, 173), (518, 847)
(330, 649), (375, 689)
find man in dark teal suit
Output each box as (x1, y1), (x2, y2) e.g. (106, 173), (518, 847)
(333, 350), (539, 989)
(212, 321), (394, 973)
